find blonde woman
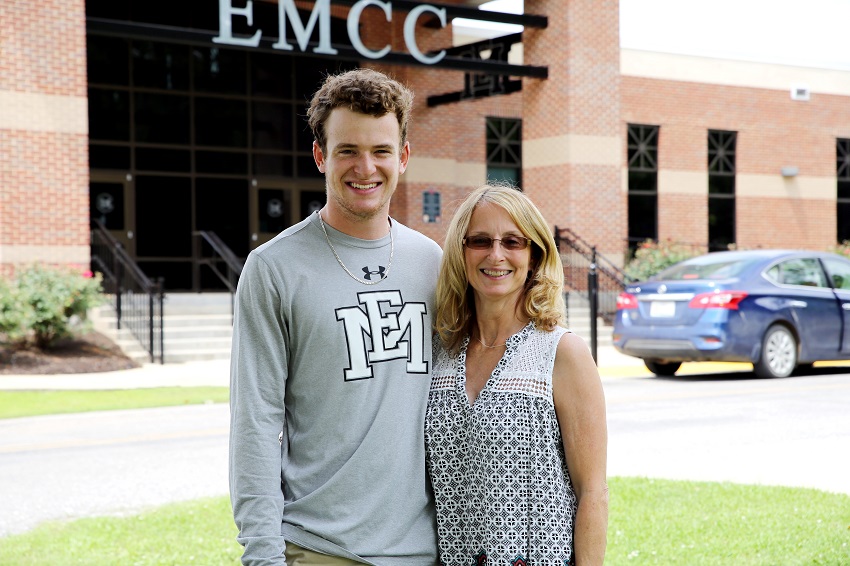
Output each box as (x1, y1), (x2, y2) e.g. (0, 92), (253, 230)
(425, 184), (608, 565)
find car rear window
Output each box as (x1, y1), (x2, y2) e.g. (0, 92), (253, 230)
(656, 258), (754, 280)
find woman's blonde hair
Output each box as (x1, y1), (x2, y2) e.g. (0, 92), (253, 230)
(435, 183), (566, 353)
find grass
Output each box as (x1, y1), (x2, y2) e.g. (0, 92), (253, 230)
(0, 387), (230, 419)
(0, 478), (847, 565)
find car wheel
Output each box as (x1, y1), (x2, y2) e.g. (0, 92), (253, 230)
(644, 360), (682, 376)
(754, 325), (797, 378)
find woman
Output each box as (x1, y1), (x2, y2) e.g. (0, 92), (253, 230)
(425, 184), (608, 565)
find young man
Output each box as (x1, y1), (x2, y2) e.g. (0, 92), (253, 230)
(229, 69), (441, 565)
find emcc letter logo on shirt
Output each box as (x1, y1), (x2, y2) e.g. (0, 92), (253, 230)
(335, 290), (428, 381)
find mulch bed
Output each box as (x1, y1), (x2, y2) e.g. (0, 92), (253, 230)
(0, 331), (140, 375)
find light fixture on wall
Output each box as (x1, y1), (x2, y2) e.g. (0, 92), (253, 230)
(781, 166), (799, 177)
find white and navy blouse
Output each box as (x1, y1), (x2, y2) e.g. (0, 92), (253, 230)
(425, 322), (577, 566)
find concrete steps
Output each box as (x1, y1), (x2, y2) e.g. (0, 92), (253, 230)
(92, 293), (234, 364)
(564, 295), (614, 348)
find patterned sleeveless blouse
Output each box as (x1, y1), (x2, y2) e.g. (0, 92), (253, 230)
(425, 322), (577, 566)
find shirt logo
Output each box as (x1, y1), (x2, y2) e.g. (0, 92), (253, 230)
(335, 290), (429, 381)
(362, 265), (386, 281)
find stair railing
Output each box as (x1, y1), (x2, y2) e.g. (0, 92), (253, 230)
(191, 231), (244, 317)
(554, 225), (631, 325)
(90, 220), (165, 364)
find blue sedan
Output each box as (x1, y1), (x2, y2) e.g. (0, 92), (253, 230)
(613, 250), (850, 377)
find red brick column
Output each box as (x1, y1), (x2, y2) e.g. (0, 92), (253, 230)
(0, 0), (89, 276)
(522, 0), (625, 263)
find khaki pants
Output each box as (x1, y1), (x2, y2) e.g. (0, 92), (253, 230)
(284, 542), (363, 565)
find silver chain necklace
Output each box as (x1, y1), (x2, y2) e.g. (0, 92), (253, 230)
(318, 211), (393, 286)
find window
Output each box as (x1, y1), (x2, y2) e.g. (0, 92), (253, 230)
(423, 191), (441, 223)
(486, 118), (522, 187)
(708, 130), (737, 251)
(766, 258), (828, 287)
(837, 139), (850, 243)
(627, 124), (659, 254)
(823, 257), (850, 290)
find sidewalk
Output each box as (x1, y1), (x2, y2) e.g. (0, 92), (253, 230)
(0, 346), (766, 390)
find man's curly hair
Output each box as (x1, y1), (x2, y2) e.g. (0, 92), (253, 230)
(307, 68), (414, 153)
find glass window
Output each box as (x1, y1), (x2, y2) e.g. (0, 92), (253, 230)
(258, 189), (292, 233)
(823, 257), (850, 290)
(770, 258), (828, 287)
(486, 117), (522, 188)
(193, 47), (247, 94)
(87, 36), (129, 86)
(195, 97), (247, 148)
(252, 53), (292, 98)
(196, 151), (248, 175)
(134, 93), (190, 144)
(660, 258), (754, 281)
(196, 178), (250, 258)
(136, 148), (190, 172)
(89, 182), (125, 229)
(132, 41), (189, 91)
(296, 155), (323, 178)
(88, 89), (130, 141)
(423, 191), (441, 223)
(253, 154), (294, 177)
(838, 139), (850, 243)
(708, 130), (737, 251)
(135, 176), (192, 257)
(252, 102), (293, 150)
(89, 145), (130, 170)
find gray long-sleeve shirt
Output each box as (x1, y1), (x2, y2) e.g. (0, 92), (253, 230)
(230, 211), (440, 565)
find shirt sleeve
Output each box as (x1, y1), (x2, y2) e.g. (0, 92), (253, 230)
(229, 252), (289, 566)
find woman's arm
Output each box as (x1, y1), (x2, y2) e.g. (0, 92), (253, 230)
(552, 332), (609, 566)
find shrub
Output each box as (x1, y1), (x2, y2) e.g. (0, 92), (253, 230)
(0, 279), (29, 343)
(624, 239), (703, 282)
(832, 240), (850, 259)
(5, 265), (105, 349)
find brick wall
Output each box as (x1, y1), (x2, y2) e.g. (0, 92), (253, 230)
(0, 0), (89, 276)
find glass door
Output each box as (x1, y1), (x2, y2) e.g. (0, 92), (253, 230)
(90, 173), (135, 256)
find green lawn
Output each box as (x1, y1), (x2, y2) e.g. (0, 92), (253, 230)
(0, 387), (230, 419)
(1, 477), (847, 565)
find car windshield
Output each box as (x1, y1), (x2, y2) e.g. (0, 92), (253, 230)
(655, 258), (756, 281)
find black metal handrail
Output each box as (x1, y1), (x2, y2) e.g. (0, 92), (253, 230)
(90, 220), (164, 364)
(191, 231), (244, 314)
(554, 225), (630, 325)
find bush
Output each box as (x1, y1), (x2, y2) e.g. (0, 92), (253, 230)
(832, 240), (850, 259)
(624, 239), (703, 282)
(0, 265), (105, 349)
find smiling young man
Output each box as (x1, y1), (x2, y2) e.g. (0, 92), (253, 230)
(229, 69), (441, 565)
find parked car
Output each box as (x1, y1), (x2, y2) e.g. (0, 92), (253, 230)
(613, 250), (850, 377)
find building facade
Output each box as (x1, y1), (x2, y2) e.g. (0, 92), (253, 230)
(1, 0), (848, 288)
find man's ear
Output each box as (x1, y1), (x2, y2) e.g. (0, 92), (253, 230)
(313, 141), (326, 173)
(398, 141), (411, 175)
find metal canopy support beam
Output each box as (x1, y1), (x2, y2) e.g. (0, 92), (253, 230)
(86, 18), (548, 78)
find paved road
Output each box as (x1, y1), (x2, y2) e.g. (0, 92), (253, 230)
(0, 404), (228, 537)
(1, 368), (848, 537)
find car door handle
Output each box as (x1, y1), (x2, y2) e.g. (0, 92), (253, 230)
(789, 300), (807, 308)
(843, 303), (850, 311)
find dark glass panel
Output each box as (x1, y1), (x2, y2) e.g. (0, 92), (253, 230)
(129, 0), (191, 28)
(135, 176), (192, 257)
(196, 151), (248, 174)
(85, 0), (130, 19)
(134, 93), (190, 144)
(193, 46), (247, 94)
(253, 154), (294, 177)
(87, 36), (129, 85)
(132, 41), (189, 91)
(839, 202), (850, 243)
(196, 178), (250, 258)
(486, 167), (520, 187)
(135, 148), (190, 172)
(136, 261), (192, 290)
(252, 102), (293, 150)
(628, 193), (658, 245)
(296, 155), (322, 178)
(195, 97), (247, 148)
(88, 89), (130, 141)
(708, 197), (736, 252)
(251, 52), (293, 98)
(838, 180), (850, 200)
(300, 190), (326, 221)
(294, 59), (331, 102)
(708, 175), (735, 195)
(258, 189), (292, 233)
(294, 104), (314, 150)
(628, 171), (657, 194)
(89, 145), (131, 170)
(90, 182), (125, 229)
